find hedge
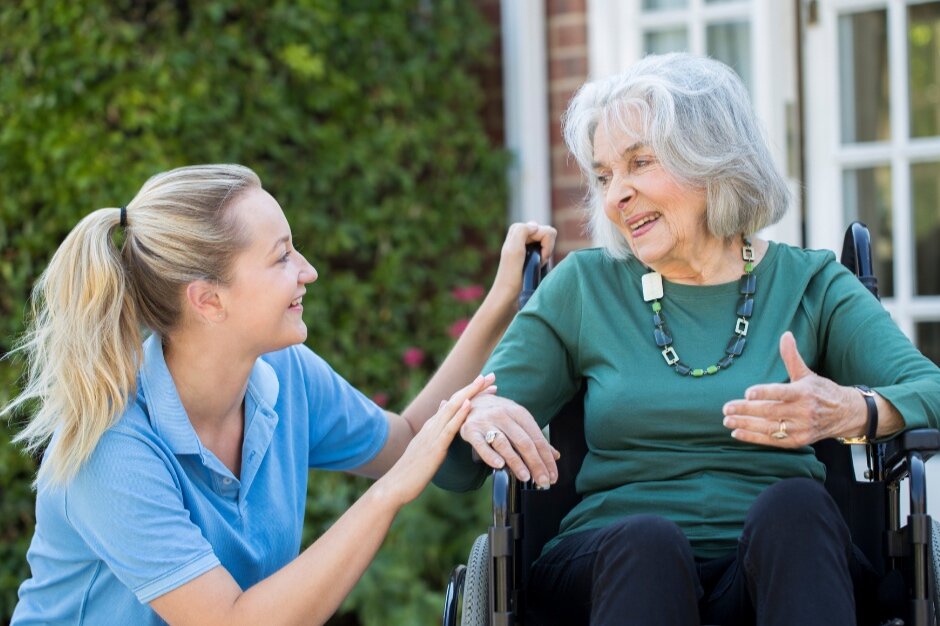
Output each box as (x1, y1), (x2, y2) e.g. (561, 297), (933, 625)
(0, 1), (506, 623)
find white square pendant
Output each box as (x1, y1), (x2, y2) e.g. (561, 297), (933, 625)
(642, 272), (663, 301)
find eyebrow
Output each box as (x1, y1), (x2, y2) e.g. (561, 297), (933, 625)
(268, 235), (291, 256)
(592, 141), (647, 169)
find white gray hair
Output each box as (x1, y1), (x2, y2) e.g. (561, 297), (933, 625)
(562, 52), (790, 259)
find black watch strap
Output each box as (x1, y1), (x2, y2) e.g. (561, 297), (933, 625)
(855, 385), (878, 442)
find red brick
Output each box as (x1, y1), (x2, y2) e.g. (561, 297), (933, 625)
(549, 21), (587, 48)
(547, 0), (587, 15)
(550, 55), (588, 81)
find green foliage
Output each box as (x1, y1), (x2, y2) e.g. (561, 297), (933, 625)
(0, 0), (504, 623)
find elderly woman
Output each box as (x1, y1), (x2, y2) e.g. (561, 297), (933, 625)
(434, 53), (940, 625)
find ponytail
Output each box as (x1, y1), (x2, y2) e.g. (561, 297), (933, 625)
(4, 163), (260, 486)
(6, 208), (140, 485)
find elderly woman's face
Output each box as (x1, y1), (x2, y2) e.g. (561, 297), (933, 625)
(592, 123), (709, 270)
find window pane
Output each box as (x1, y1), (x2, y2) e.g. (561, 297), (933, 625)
(838, 10), (890, 143)
(913, 160), (940, 295)
(707, 21), (752, 94)
(909, 2), (940, 138)
(643, 0), (688, 10)
(644, 28), (689, 54)
(916, 322), (940, 366)
(843, 166), (894, 297)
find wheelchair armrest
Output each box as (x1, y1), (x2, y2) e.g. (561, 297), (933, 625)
(882, 428), (940, 471)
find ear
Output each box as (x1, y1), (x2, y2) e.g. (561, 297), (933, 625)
(184, 280), (225, 324)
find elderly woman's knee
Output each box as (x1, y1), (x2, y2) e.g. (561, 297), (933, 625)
(746, 478), (841, 534)
(597, 515), (691, 561)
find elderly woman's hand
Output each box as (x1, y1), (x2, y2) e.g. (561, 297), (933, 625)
(460, 394), (559, 488)
(489, 222), (557, 305)
(721, 332), (869, 448)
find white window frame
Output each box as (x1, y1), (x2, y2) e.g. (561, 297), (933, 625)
(802, 0), (940, 341)
(587, 0), (803, 245)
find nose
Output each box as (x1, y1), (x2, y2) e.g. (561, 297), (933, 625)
(609, 172), (635, 210)
(298, 255), (318, 284)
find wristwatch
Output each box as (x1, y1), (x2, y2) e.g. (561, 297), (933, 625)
(838, 385), (879, 445)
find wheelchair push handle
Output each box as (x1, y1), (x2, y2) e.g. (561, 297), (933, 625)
(519, 242), (544, 310)
(840, 221), (879, 300)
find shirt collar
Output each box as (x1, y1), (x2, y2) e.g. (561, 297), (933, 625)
(139, 335), (280, 456)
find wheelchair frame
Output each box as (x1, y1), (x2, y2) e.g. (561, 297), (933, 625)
(443, 223), (940, 626)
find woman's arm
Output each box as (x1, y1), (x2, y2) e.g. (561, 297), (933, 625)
(354, 222), (558, 479)
(150, 375), (488, 626)
(722, 331), (906, 447)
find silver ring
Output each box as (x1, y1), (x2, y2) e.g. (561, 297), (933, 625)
(484, 430), (501, 445)
(770, 420), (789, 440)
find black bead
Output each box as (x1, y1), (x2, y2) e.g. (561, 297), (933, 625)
(736, 296), (754, 318)
(654, 328), (672, 347)
(652, 312), (664, 327)
(726, 335), (746, 356)
(674, 362), (691, 376)
(739, 273), (756, 295)
(717, 355), (735, 369)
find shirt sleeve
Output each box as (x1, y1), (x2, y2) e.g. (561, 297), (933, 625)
(434, 257), (583, 492)
(65, 430), (221, 604)
(294, 346), (390, 470)
(813, 260), (940, 431)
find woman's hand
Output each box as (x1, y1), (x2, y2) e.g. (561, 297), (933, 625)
(380, 373), (496, 505)
(460, 394), (559, 488)
(489, 222), (557, 306)
(721, 332), (868, 448)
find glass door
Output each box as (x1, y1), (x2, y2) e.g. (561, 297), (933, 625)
(803, 0), (940, 361)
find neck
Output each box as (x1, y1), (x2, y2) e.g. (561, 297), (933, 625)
(650, 236), (761, 285)
(162, 326), (254, 432)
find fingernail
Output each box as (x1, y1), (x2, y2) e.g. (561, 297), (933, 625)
(537, 476), (550, 489)
(520, 470), (531, 482)
(722, 417), (732, 427)
(439, 400), (446, 410)
(731, 430), (740, 439)
(474, 374), (483, 384)
(550, 472), (558, 483)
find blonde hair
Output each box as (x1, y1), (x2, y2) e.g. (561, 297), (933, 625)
(3, 164), (260, 485)
(562, 53), (790, 259)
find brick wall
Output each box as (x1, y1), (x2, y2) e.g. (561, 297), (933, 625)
(546, 0), (591, 258)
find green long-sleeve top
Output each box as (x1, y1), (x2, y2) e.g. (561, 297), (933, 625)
(433, 243), (940, 559)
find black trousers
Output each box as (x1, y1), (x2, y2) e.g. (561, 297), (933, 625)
(527, 478), (863, 625)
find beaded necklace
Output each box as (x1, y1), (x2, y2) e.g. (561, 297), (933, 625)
(642, 238), (755, 377)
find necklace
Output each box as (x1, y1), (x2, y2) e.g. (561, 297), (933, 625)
(642, 239), (755, 377)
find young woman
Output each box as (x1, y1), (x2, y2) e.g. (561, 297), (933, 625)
(5, 163), (556, 625)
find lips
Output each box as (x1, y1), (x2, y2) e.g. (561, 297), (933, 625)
(625, 212), (662, 231)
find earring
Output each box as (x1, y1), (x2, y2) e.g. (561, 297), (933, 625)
(217, 312), (224, 320)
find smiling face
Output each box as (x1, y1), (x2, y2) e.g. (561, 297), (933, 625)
(592, 121), (714, 276)
(218, 187), (318, 355)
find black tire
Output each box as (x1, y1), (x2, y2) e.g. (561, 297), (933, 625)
(462, 534), (489, 626)
(932, 519), (940, 624)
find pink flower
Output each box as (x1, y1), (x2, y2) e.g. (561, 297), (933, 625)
(448, 318), (470, 339)
(371, 392), (389, 408)
(452, 284), (485, 302)
(402, 347), (425, 369)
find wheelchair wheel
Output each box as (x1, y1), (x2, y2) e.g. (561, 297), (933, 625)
(462, 533), (489, 626)
(931, 519), (940, 623)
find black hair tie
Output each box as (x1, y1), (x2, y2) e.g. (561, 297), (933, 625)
(119, 206), (127, 228)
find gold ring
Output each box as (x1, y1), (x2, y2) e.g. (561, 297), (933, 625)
(484, 430), (500, 445)
(770, 420), (789, 440)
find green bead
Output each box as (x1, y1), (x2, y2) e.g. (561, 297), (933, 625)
(706, 365), (718, 375)
(691, 368), (705, 377)
(652, 301), (662, 313)
(744, 261), (754, 273)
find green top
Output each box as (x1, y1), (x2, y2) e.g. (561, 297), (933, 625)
(434, 243), (940, 559)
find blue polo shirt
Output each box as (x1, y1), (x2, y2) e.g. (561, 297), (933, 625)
(12, 335), (389, 625)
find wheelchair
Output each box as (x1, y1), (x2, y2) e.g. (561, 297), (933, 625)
(442, 223), (940, 626)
